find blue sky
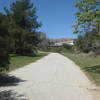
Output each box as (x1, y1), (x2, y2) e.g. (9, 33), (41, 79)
(0, 0), (78, 39)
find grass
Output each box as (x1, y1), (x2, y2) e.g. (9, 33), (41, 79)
(62, 52), (100, 87)
(8, 52), (48, 72)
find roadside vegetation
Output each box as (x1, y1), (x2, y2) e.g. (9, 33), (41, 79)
(48, 44), (73, 53)
(49, 44), (100, 86)
(62, 52), (100, 86)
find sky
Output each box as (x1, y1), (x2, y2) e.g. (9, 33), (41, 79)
(0, 0), (78, 39)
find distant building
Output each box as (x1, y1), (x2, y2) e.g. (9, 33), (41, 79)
(50, 38), (74, 47)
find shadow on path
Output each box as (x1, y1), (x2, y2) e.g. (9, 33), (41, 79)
(0, 74), (25, 87)
(0, 74), (27, 100)
(0, 90), (27, 100)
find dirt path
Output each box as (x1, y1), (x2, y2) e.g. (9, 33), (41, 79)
(0, 53), (99, 100)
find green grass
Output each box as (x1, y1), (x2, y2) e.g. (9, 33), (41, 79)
(8, 52), (48, 72)
(62, 52), (100, 86)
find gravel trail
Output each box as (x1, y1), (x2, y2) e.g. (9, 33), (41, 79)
(0, 53), (99, 100)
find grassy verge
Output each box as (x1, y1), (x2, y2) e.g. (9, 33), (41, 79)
(62, 52), (100, 87)
(8, 52), (48, 72)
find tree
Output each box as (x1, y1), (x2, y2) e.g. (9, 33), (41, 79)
(0, 13), (10, 71)
(73, 0), (100, 54)
(0, 0), (42, 72)
(6, 0), (41, 56)
(74, 0), (100, 34)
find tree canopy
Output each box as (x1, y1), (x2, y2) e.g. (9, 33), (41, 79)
(74, 0), (100, 54)
(0, 0), (42, 71)
(74, 0), (100, 34)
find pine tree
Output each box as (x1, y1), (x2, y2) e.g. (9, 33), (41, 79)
(7, 0), (41, 56)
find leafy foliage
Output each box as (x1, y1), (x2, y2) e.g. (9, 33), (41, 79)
(74, 0), (100, 34)
(0, 0), (41, 71)
(74, 0), (100, 54)
(6, 0), (41, 56)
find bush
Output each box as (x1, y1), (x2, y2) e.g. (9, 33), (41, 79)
(74, 29), (100, 54)
(48, 44), (73, 53)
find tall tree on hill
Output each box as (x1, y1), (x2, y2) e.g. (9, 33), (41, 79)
(6, 0), (41, 56)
